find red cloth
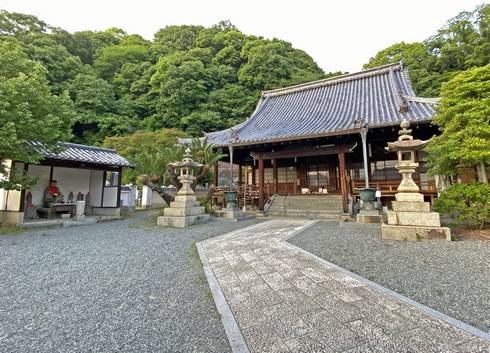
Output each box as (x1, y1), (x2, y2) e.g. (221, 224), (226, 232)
(48, 186), (59, 194)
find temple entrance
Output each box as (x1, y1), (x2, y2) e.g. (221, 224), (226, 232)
(306, 163), (339, 193)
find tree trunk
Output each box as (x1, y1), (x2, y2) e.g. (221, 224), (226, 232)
(479, 161), (488, 184)
(149, 183), (175, 204)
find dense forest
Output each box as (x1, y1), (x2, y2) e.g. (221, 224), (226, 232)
(0, 4), (489, 148)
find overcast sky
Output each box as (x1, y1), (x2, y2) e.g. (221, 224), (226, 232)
(0, 0), (484, 72)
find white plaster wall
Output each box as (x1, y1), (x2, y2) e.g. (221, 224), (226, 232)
(52, 167), (91, 202)
(102, 187), (118, 207)
(27, 165), (51, 205)
(89, 170), (103, 207)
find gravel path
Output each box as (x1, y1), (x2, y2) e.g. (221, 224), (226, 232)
(288, 222), (490, 333)
(0, 211), (261, 353)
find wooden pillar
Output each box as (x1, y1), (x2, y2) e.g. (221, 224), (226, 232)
(19, 163), (29, 212)
(338, 144), (347, 213)
(258, 153), (265, 210)
(116, 166), (123, 208)
(213, 163), (219, 187)
(238, 164), (243, 186)
(272, 159), (278, 194)
(251, 162), (256, 186)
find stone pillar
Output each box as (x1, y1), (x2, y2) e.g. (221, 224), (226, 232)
(75, 201), (86, 220)
(141, 185), (152, 208)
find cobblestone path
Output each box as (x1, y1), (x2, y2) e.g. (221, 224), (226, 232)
(198, 219), (490, 353)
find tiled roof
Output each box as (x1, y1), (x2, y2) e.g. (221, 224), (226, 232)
(30, 141), (133, 167)
(206, 62), (439, 147)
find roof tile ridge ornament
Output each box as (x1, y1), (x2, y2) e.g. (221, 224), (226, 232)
(401, 95), (440, 104)
(261, 62), (404, 98)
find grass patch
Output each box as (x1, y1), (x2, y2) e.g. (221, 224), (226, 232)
(0, 227), (24, 236)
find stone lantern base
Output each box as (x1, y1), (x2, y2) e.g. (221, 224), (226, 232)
(381, 192), (451, 241)
(157, 194), (209, 228)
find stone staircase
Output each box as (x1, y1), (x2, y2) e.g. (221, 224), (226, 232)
(266, 194), (346, 219)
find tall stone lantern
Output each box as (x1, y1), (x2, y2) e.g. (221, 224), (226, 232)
(381, 121), (451, 240)
(157, 148), (209, 227)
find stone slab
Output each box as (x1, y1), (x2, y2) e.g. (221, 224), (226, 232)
(387, 210), (441, 227)
(169, 200), (201, 208)
(156, 214), (209, 227)
(392, 201), (431, 212)
(174, 195), (197, 202)
(0, 211), (24, 227)
(215, 208), (244, 220)
(395, 192), (424, 202)
(381, 223), (451, 241)
(163, 206), (205, 217)
(357, 213), (381, 224)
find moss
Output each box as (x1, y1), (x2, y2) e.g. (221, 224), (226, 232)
(0, 227), (24, 236)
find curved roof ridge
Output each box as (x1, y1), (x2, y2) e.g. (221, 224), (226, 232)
(401, 95), (440, 104)
(60, 142), (117, 153)
(262, 62), (403, 97)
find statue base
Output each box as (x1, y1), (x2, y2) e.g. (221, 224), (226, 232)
(381, 192), (451, 241)
(157, 194), (209, 228)
(215, 206), (245, 221)
(357, 210), (381, 224)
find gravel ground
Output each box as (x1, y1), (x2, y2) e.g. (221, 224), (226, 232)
(288, 221), (490, 333)
(0, 211), (261, 353)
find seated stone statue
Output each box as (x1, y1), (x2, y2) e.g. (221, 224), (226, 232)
(43, 180), (63, 206)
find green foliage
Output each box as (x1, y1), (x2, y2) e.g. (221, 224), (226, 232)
(103, 129), (186, 183)
(364, 4), (490, 96)
(425, 64), (490, 176)
(0, 41), (74, 190)
(434, 182), (490, 229)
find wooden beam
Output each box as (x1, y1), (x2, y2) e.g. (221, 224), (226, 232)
(338, 144), (348, 213)
(250, 143), (355, 160)
(258, 153), (264, 210)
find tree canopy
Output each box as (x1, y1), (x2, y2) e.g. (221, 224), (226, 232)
(425, 64), (490, 177)
(0, 41), (74, 190)
(364, 4), (490, 97)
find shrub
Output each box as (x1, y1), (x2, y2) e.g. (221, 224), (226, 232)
(434, 182), (490, 229)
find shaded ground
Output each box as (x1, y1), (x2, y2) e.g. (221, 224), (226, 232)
(288, 222), (490, 333)
(0, 211), (260, 352)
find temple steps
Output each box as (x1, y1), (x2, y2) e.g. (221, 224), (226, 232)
(266, 194), (345, 219)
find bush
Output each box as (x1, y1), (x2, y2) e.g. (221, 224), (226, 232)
(434, 182), (490, 229)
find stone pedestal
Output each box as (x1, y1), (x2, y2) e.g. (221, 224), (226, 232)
(357, 210), (381, 224)
(0, 211), (24, 227)
(215, 206), (244, 221)
(381, 192), (451, 241)
(157, 193), (209, 228)
(75, 201), (86, 220)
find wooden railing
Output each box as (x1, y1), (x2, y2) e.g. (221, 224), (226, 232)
(351, 180), (437, 196)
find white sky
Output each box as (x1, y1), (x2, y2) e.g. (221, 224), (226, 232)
(0, 0), (484, 72)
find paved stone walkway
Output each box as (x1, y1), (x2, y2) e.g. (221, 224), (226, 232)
(198, 220), (490, 353)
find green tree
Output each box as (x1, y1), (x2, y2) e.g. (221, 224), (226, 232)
(0, 42), (74, 190)
(425, 64), (490, 181)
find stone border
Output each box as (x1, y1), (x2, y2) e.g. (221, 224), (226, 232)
(196, 241), (250, 353)
(284, 236), (490, 343)
(199, 219), (490, 352)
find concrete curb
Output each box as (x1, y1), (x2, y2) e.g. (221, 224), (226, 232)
(284, 236), (490, 343)
(196, 242), (250, 353)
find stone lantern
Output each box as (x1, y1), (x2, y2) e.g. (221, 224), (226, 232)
(381, 121), (451, 240)
(157, 148), (209, 227)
